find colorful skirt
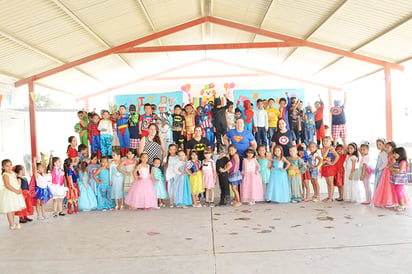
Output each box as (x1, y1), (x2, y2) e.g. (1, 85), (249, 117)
(265, 169), (290, 203)
(189, 171), (204, 195)
(289, 175), (302, 202)
(78, 183), (97, 211)
(229, 170), (242, 186)
(175, 175), (192, 206)
(125, 178), (157, 209)
(35, 186), (53, 203)
(241, 172), (264, 202)
(321, 165), (336, 178)
(154, 180), (168, 199)
(50, 184), (68, 199)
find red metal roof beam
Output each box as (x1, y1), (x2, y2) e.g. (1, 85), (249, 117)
(115, 42), (302, 53)
(206, 16), (404, 72)
(14, 17), (208, 88)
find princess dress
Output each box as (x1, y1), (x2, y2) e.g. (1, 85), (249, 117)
(288, 158), (307, 202)
(165, 156), (179, 203)
(343, 155), (363, 203)
(257, 158), (271, 185)
(15, 176), (34, 217)
(50, 167), (68, 199)
(390, 161), (410, 206)
(96, 169), (115, 210)
(371, 156), (410, 208)
(241, 158), (264, 203)
(174, 161), (193, 206)
(153, 167), (168, 199)
(265, 157), (291, 203)
(110, 162), (125, 200)
(125, 166), (158, 209)
(0, 173), (26, 213)
(77, 171), (97, 211)
(88, 164), (100, 195)
(188, 160), (204, 195)
(35, 174), (53, 203)
(202, 159), (216, 189)
(123, 160), (136, 195)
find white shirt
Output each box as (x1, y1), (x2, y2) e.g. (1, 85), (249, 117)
(98, 119), (113, 136)
(253, 108), (268, 129)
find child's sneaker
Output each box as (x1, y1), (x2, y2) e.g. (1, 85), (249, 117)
(53, 212), (58, 218)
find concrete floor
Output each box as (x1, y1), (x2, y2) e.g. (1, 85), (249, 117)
(1, 188), (412, 274)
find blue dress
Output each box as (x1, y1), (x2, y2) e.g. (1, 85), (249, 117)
(110, 163), (125, 199)
(88, 164), (100, 195)
(97, 169), (115, 210)
(78, 171), (97, 211)
(257, 158), (270, 184)
(265, 157), (290, 203)
(174, 161), (192, 206)
(153, 167), (168, 199)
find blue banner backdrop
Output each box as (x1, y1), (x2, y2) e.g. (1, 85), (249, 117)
(115, 91), (183, 111)
(233, 89), (305, 105)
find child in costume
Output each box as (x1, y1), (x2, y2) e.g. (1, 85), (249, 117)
(236, 97), (254, 132)
(64, 158), (79, 214)
(125, 153), (158, 209)
(253, 99), (269, 147)
(116, 105), (130, 157)
(0, 159), (26, 230)
(266, 98), (280, 148)
(50, 157), (68, 217)
(111, 149), (125, 210)
(34, 161), (53, 219)
(174, 150), (193, 208)
(257, 145), (271, 194)
(186, 150), (203, 207)
(303, 106), (316, 146)
(164, 144), (179, 207)
(241, 149), (265, 205)
(78, 144), (88, 162)
(313, 95), (325, 147)
(74, 110), (88, 148)
(374, 138), (387, 190)
(171, 105), (185, 150)
(67, 136), (79, 163)
(139, 103), (154, 138)
(111, 111), (121, 151)
(226, 102), (235, 131)
(78, 161), (97, 211)
(155, 103), (172, 147)
(320, 136), (339, 202)
(88, 153), (100, 196)
(128, 104), (140, 150)
(117, 148), (138, 196)
(343, 143), (362, 203)
(88, 113), (101, 158)
(216, 147), (231, 206)
(389, 147), (410, 211)
(93, 157), (114, 211)
(265, 145), (291, 203)
(14, 165), (34, 224)
(297, 144), (311, 202)
(98, 110), (113, 158)
(359, 142), (372, 205)
(184, 104), (196, 141)
(308, 142), (322, 202)
(197, 104), (215, 150)
(330, 92), (347, 147)
(333, 144), (346, 201)
(228, 144), (242, 207)
(202, 148), (217, 207)
(287, 146), (307, 203)
(151, 158), (168, 208)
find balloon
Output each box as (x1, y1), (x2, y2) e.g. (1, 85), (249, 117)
(185, 83), (191, 91)
(229, 82), (235, 89)
(252, 93), (259, 101)
(224, 83), (229, 90)
(181, 85), (186, 92)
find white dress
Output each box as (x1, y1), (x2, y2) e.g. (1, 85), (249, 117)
(343, 155), (363, 202)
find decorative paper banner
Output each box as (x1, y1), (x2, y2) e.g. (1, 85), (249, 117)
(115, 91), (184, 112)
(233, 89), (305, 105)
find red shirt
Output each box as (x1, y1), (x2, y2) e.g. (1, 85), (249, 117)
(67, 147), (78, 158)
(314, 103), (324, 122)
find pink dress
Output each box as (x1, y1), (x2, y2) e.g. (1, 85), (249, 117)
(240, 158), (264, 203)
(202, 159), (216, 189)
(125, 166), (157, 209)
(372, 156), (410, 208)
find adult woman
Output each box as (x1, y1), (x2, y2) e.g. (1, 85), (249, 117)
(186, 126), (211, 161)
(138, 124), (166, 165)
(271, 118), (296, 157)
(224, 118), (257, 158)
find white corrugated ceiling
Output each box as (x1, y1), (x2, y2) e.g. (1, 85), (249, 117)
(0, 0), (411, 97)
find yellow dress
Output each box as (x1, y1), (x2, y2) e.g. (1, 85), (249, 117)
(0, 173), (26, 213)
(187, 160), (204, 195)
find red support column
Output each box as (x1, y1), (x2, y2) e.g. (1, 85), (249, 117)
(28, 81), (38, 174)
(384, 66), (393, 140)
